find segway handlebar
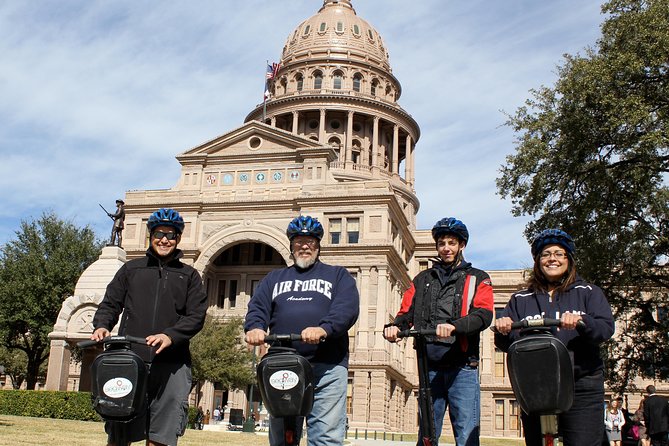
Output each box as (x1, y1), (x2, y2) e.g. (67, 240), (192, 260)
(491, 317), (585, 333)
(77, 335), (148, 349)
(264, 333), (304, 343)
(396, 328), (438, 338)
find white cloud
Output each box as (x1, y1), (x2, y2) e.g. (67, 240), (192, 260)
(0, 0), (605, 269)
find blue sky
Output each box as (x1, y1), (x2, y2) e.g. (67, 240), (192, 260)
(0, 0), (605, 270)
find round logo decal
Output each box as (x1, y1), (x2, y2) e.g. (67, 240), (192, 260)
(102, 377), (133, 398)
(269, 370), (299, 390)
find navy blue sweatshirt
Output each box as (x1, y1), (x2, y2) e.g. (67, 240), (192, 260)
(244, 260), (360, 367)
(494, 276), (615, 379)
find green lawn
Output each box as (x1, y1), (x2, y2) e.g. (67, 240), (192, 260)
(0, 415), (524, 445)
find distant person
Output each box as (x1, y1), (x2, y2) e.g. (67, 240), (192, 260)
(384, 217), (494, 446)
(643, 385), (669, 446)
(245, 216), (360, 446)
(495, 229), (615, 446)
(605, 398), (625, 446)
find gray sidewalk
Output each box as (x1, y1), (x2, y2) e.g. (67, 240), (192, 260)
(347, 439), (453, 446)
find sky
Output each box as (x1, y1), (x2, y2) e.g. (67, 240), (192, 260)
(0, 0), (606, 270)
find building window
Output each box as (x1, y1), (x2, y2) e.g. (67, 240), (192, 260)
(510, 400), (521, 431)
(352, 24), (360, 36)
(314, 71), (323, 90)
(319, 22), (327, 33)
(495, 399), (505, 430)
(353, 74), (362, 92)
(333, 72), (343, 89)
(494, 348), (505, 378)
(217, 280), (226, 307)
(329, 217), (361, 244)
(330, 219), (342, 244)
(347, 375), (353, 415)
(229, 279), (238, 308)
(347, 218), (360, 243)
(296, 73), (303, 92)
(303, 24), (311, 36)
(371, 79), (379, 96)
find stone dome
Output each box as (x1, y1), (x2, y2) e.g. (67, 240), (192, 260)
(281, 0), (391, 72)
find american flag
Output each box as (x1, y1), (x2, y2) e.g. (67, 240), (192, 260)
(264, 62), (281, 100)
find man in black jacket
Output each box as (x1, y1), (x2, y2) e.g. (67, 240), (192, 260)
(91, 208), (207, 446)
(644, 385), (669, 446)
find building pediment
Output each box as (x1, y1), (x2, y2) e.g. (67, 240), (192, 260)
(177, 121), (331, 167)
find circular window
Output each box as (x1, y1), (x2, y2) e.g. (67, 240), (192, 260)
(353, 123), (362, 132)
(248, 136), (262, 150)
(330, 120), (341, 130)
(308, 120), (319, 130)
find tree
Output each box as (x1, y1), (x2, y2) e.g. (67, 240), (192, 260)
(190, 317), (255, 399)
(497, 0), (669, 392)
(0, 212), (101, 389)
(0, 345), (28, 389)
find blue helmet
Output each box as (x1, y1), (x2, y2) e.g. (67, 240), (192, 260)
(286, 215), (324, 241)
(147, 208), (185, 234)
(531, 229), (575, 257)
(431, 217), (469, 245)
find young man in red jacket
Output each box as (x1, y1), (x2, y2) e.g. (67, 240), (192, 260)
(384, 217), (493, 446)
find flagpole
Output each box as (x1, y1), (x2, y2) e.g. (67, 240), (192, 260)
(262, 60), (268, 123)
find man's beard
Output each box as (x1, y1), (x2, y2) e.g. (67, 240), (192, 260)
(294, 251), (318, 269)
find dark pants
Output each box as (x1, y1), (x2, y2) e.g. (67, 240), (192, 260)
(521, 371), (604, 446)
(650, 432), (669, 446)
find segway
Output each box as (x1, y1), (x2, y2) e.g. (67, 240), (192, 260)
(77, 335), (150, 446)
(256, 333), (315, 446)
(494, 318), (577, 446)
(397, 328), (438, 446)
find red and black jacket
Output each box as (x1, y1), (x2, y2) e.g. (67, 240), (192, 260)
(393, 260), (494, 366)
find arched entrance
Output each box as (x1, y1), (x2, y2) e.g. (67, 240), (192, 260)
(197, 239), (287, 423)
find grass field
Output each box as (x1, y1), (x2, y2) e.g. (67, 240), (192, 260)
(0, 415), (524, 445)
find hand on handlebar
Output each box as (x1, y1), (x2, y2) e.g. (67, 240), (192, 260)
(301, 326), (327, 344)
(560, 312), (583, 330)
(91, 327), (111, 342)
(146, 333), (172, 354)
(435, 323), (455, 339)
(494, 317), (514, 335)
(383, 325), (400, 342)
(245, 328), (268, 346)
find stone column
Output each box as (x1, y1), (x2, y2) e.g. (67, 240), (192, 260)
(405, 135), (414, 187)
(371, 117), (380, 176)
(45, 339), (72, 391)
(319, 108), (326, 143)
(346, 110), (354, 165)
(292, 111), (299, 134)
(392, 125), (399, 175)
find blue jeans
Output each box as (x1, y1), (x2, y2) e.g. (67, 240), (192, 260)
(418, 365), (480, 446)
(269, 363), (348, 446)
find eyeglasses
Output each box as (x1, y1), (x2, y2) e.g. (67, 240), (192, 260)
(292, 239), (318, 248)
(540, 251), (567, 260)
(152, 231), (178, 240)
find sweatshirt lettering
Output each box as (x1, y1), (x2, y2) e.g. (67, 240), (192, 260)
(272, 279), (332, 299)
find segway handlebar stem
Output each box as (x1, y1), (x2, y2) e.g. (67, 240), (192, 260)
(77, 335), (148, 349)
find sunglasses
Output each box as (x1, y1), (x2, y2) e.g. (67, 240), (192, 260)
(152, 230), (178, 240)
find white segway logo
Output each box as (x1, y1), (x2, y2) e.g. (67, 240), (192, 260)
(269, 370), (299, 390)
(102, 377), (133, 398)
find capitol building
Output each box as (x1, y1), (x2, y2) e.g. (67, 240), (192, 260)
(41, 0), (654, 439)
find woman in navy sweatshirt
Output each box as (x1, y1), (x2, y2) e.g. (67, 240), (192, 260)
(494, 229), (615, 446)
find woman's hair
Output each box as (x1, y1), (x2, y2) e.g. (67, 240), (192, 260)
(526, 251), (577, 293)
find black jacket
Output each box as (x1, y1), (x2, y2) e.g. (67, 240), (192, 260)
(393, 260), (494, 366)
(644, 394), (669, 435)
(93, 248), (208, 364)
